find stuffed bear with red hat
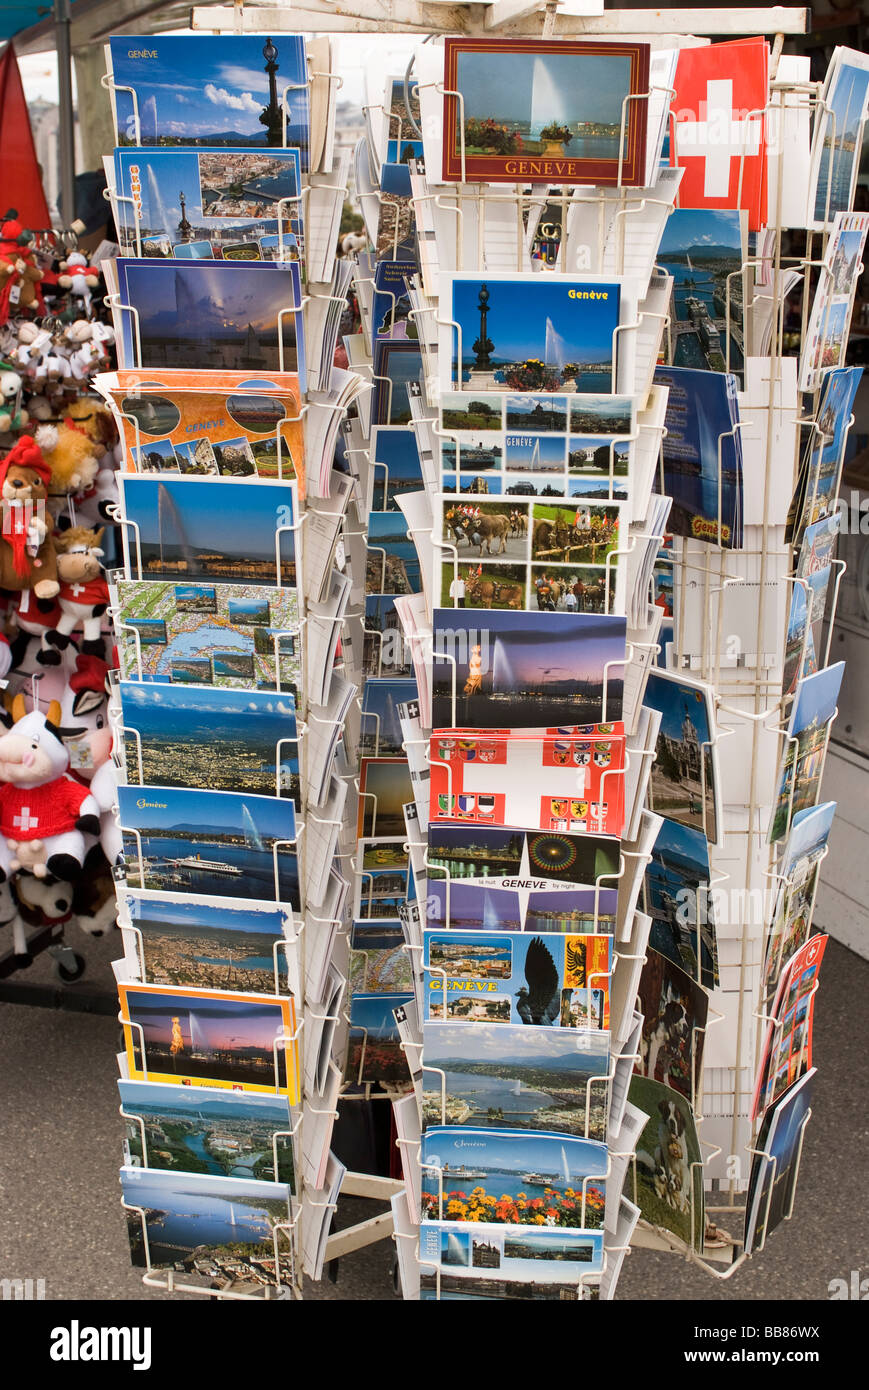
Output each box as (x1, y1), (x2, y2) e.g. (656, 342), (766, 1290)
(0, 434), (59, 598)
(0, 211), (45, 325)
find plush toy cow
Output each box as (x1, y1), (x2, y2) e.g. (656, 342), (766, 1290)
(0, 694), (100, 880)
(38, 526), (108, 664)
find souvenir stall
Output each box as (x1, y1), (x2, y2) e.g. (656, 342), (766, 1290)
(0, 0), (865, 1301)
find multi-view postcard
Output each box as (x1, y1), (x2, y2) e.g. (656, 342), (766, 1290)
(118, 784), (299, 908)
(114, 258), (305, 381)
(118, 981), (299, 1097)
(782, 513), (841, 696)
(426, 823), (621, 893)
(657, 209), (746, 374)
(636, 948), (708, 1102)
(419, 1220), (603, 1300)
(113, 147), (302, 261)
(800, 212), (869, 392)
(431, 609), (626, 730)
(441, 420), (632, 505)
(422, 1020), (610, 1141)
(118, 476), (298, 589)
(751, 933), (826, 1120)
(762, 801), (835, 1008)
(442, 274), (626, 395)
(644, 817), (719, 990)
(354, 837), (409, 918)
(349, 921), (414, 995)
(119, 1079), (295, 1187)
(643, 668), (721, 846)
(769, 662), (844, 844)
(344, 991), (413, 1086)
(119, 681), (299, 801)
(423, 929), (612, 1029)
(787, 366), (861, 547)
(425, 880), (617, 937)
(383, 74), (423, 165)
(441, 37), (649, 186)
(110, 382), (304, 487)
(627, 1073), (704, 1251)
(654, 366), (743, 548)
(119, 891), (294, 996)
(420, 1126), (607, 1229)
(107, 34), (310, 165)
(744, 1069), (815, 1255)
(438, 495), (625, 614)
(114, 578), (301, 690)
(428, 729), (626, 838)
(121, 1165), (294, 1288)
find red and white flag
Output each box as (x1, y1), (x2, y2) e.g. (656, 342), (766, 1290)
(670, 38), (769, 231)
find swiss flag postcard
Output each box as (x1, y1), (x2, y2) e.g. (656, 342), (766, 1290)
(671, 38), (769, 231)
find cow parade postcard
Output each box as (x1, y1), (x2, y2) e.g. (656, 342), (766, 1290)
(442, 38), (649, 186)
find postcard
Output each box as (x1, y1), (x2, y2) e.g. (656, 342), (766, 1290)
(800, 212), (869, 392)
(119, 681), (299, 800)
(643, 668), (721, 845)
(787, 367), (861, 547)
(371, 339), (423, 426)
(383, 74), (422, 165)
(121, 1165), (294, 1286)
(425, 880), (617, 939)
(422, 1020), (610, 1141)
(114, 258), (305, 382)
(344, 991), (413, 1086)
(118, 476), (298, 589)
(808, 47), (869, 227)
(349, 921), (413, 998)
(372, 260), (414, 339)
(108, 34), (310, 165)
(768, 663), (844, 844)
(431, 609), (626, 730)
(359, 677), (417, 758)
(428, 729), (626, 837)
(762, 801), (835, 1008)
(657, 209), (746, 374)
(419, 1220), (603, 1299)
(442, 274), (624, 395)
(119, 1079), (295, 1187)
(113, 147), (302, 260)
(355, 837), (409, 919)
(110, 382), (304, 488)
(744, 1069), (815, 1254)
(644, 817), (719, 990)
(420, 1126), (607, 1229)
(118, 784), (299, 908)
(369, 428), (424, 512)
(113, 578), (301, 690)
(627, 1074), (704, 1251)
(366, 510), (422, 595)
(119, 892), (294, 996)
(636, 949), (708, 1102)
(357, 758), (416, 839)
(364, 595), (414, 677)
(653, 366), (743, 548)
(441, 38), (649, 186)
(751, 934), (826, 1120)
(118, 982), (298, 1097)
(376, 165), (416, 264)
(426, 823), (621, 892)
(782, 513), (841, 696)
(441, 423), (632, 508)
(423, 929), (611, 1029)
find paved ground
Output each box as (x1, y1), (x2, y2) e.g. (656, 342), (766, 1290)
(0, 929), (864, 1302)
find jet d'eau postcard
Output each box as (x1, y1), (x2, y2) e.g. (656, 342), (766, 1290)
(114, 258), (305, 382)
(107, 34), (310, 167)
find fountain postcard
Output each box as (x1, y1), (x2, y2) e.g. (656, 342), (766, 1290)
(118, 890), (296, 997)
(118, 1079), (295, 1188)
(113, 257), (305, 381)
(118, 680), (300, 801)
(121, 1166), (295, 1287)
(118, 982), (298, 1097)
(419, 1220), (604, 1299)
(117, 784), (299, 908)
(118, 475), (299, 589)
(107, 34), (310, 166)
(423, 928), (612, 1028)
(421, 1020), (610, 1140)
(442, 38), (649, 186)
(420, 1125), (607, 1229)
(112, 577), (301, 690)
(113, 147), (302, 260)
